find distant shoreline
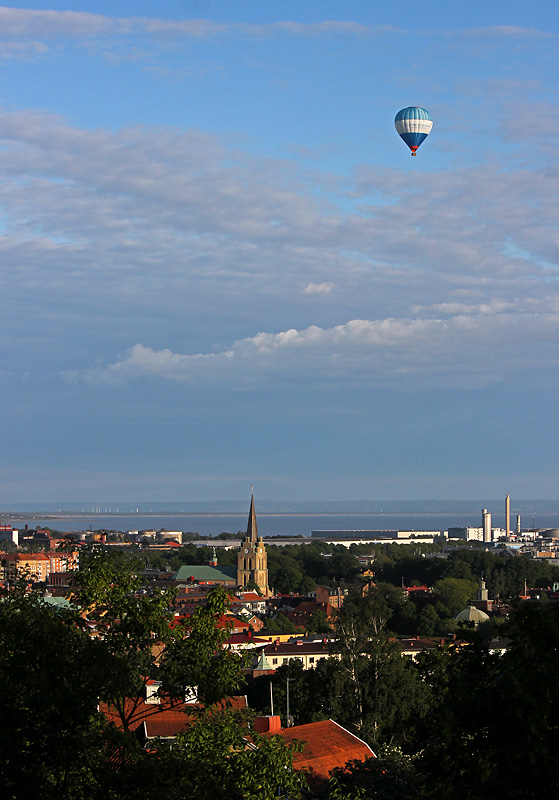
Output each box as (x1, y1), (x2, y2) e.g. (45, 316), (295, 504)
(3, 510), (557, 523)
(1, 510), (522, 520)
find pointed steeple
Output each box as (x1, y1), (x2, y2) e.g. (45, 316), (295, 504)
(237, 488), (269, 596)
(254, 649), (273, 672)
(246, 487), (258, 543)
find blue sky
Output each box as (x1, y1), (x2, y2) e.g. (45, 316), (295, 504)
(0, 1), (558, 503)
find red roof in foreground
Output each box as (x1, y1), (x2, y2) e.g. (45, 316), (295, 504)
(142, 707), (194, 739)
(99, 694), (247, 739)
(265, 719), (375, 787)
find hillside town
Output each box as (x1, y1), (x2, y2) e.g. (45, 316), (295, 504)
(3, 496), (559, 798)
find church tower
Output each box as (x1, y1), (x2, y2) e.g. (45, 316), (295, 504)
(237, 491), (269, 596)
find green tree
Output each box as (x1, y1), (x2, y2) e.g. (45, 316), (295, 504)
(0, 538), (17, 553)
(432, 577), (476, 616)
(1, 557), (301, 800)
(159, 708), (305, 800)
(358, 635), (429, 747)
(266, 611), (296, 633)
(71, 547), (178, 732)
(319, 745), (424, 800)
(419, 602), (559, 799)
(373, 582), (418, 635)
(306, 607), (332, 634)
(334, 592), (429, 743)
(270, 562), (305, 594)
(246, 577), (263, 594)
(417, 604), (440, 635)
(159, 585), (250, 705)
(0, 583), (109, 799)
(267, 659), (317, 727)
(327, 550), (362, 583)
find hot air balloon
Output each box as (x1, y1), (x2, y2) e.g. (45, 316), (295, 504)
(395, 107), (433, 156)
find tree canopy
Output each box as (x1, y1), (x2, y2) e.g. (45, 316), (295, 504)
(5, 543), (559, 799)
(0, 551), (298, 800)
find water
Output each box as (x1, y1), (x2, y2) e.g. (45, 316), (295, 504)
(13, 511), (559, 537)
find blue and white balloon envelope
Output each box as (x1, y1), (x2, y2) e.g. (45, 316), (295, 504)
(395, 107), (433, 156)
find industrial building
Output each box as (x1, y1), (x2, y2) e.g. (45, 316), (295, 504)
(311, 529), (442, 547)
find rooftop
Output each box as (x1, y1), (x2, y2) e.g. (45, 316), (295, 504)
(265, 718), (375, 787)
(172, 565), (237, 583)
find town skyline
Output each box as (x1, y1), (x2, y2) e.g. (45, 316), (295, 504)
(1, 1), (558, 503)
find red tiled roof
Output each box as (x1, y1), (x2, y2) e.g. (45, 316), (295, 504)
(142, 707), (195, 739)
(266, 719), (375, 787)
(218, 614), (250, 634)
(275, 593), (305, 600)
(2, 552), (50, 561)
(227, 632), (255, 644)
(99, 694), (247, 738)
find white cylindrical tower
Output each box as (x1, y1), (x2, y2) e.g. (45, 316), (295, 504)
(482, 508), (492, 543)
(505, 495), (510, 537)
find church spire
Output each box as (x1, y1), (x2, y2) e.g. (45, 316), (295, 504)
(246, 488), (258, 543)
(237, 489), (269, 596)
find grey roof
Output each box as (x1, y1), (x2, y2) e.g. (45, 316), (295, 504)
(253, 650), (274, 671)
(172, 565), (237, 583)
(41, 595), (74, 611)
(455, 605), (490, 623)
(263, 640), (335, 656)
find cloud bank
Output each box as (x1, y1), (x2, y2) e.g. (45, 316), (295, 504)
(0, 8), (387, 45)
(0, 6), (552, 59)
(67, 298), (559, 389)
(0, 105), (556, 395)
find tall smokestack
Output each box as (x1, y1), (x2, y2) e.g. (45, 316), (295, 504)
(482, 508), (492, 543)
(505, 495), (510, 537)
(516, 514), (521, 534)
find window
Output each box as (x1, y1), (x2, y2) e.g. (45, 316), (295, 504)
(272, 658), (278, 665)
(309, 657), (314, 663)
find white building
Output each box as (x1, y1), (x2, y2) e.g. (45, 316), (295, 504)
(447, 527), (483, 542)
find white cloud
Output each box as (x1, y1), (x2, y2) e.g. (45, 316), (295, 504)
(0, 109), (556, 284)
(461, 26), (555, 40)
(0, 8), (390, 69)
(0, 8), (389, 45)
(66, 302), (559, 389)
(302, 282), (333, 295)
(0, 7), (114, 37)
(411, 299), (516, 316)
(0, 40), (48, 59)
(0, 8), (550, 52)
(0, 108), (557, 389)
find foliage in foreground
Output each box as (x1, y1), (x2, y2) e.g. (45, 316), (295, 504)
(5, 550), (559, 799)
(0, 586), (108, 799)
(249, 592), (559, 799)
(317, 746), (424, 800)
(0, 555), (298, 800)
